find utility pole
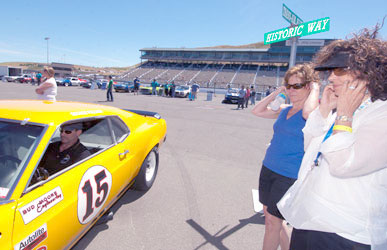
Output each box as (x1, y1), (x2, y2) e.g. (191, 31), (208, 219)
(44, 37), (50, 64)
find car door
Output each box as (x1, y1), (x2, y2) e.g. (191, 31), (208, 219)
(12, 117), (135, 250)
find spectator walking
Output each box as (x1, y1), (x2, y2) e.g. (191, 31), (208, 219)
(252, 63), (319, 250)
(237, 85), (246, 109)
(106, 76), (113, 102)
(133, 77), (140, 95)
(170, 81), (176, 97)
(250, 86), (256, 105)
(164, 82), (169, 97)
(151, 79), (158, 95)
(245, 87), (250, 108)
(36, 72), (42, 86)
(266, 86), (272, 97)
(278, 25), (387, 250)
(191, 82), (200, 100)
(35, 67), (57, 101)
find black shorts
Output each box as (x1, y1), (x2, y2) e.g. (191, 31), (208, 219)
(290, 228), (371, 250)
(134, 85), (139, 90)
(258, 165), (296, 219)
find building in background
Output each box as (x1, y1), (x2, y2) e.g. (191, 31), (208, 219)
(51, 62), (73, 78)
(118, 39), (334, 92)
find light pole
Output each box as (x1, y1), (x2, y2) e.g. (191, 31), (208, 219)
(44, 37), (50, 65)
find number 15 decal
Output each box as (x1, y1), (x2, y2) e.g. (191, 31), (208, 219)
(78, 166), (112, 224)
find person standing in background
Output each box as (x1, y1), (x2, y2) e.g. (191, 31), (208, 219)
(36, 72), (42, 86)
(237, 85), (246, 109)
(171, 81), (176, 98)
(133, 76), (140, 95)
(35, 67), (57, 101)
(250, 86), (256, 105)
(151, 79), (158, 95)
(106, 75), (113, 102)
(245, 86), (251, 108)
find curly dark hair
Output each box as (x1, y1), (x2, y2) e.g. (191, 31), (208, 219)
(283, 63), (319, 86)
(314, 22), (387, 102)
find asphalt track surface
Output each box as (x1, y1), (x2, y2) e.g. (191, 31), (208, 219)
(1, 82), (275, 250)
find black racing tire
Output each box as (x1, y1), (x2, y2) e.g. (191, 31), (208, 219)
(134, 147), (159, 191)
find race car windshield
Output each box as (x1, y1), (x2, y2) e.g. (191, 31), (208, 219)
(0, 120), (44, 200)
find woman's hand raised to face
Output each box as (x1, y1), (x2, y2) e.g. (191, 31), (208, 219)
(319, 84), (338, 118)
(336, 79), (367, 117)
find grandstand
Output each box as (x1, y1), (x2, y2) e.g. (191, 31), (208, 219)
(119, 39), (334, 91)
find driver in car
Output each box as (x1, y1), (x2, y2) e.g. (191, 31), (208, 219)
(38, 123), (91, 175)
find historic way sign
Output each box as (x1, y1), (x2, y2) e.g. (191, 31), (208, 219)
(264, 17), (330, 45)
(282, 4), (303, 25)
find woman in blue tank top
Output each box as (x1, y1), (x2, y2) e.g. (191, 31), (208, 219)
(252, 64), (319, 250)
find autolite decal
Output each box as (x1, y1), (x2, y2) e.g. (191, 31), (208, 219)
(19, 186), (64, 224)
(14, 224), (47, 250)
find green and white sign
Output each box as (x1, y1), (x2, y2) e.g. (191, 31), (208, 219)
(282, 4), (303, 25)
(264, 17), (330, 45)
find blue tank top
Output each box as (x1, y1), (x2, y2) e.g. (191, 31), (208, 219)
(262, 107), (306, 179)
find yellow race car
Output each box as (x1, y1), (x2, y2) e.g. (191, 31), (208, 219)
(0, 100), (167, 250)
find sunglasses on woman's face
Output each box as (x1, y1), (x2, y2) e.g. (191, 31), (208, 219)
(60, 129), (74, 134)
(284, 82), (307, 89)
(329, 67), (350, 76)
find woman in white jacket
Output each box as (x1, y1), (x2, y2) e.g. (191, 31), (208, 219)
(278, 25), (387, 250)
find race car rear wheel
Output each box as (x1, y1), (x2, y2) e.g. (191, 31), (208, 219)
(134, 147), (159, 191)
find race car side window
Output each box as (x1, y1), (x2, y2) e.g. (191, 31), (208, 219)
(109, 116), (129, 143)
(80, 118), (114, 148)
(30, 118), (115, 186)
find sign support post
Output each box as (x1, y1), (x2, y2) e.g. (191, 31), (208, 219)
(289, 36), (298, 68)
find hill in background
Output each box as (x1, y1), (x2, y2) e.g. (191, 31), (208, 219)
(0, 41), (267, 74)
(199, 41), (269, 49)
(0, 62), (137, 76)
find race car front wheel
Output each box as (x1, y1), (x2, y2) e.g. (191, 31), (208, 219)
(134, 147), (159, 191)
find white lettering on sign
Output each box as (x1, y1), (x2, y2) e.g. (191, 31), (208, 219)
(264, 17), (330, 45)
(14, 224), (48, 250)
(19, 187), (64, 224)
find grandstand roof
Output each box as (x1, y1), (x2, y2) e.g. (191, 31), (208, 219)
(140, 47), (269, 52)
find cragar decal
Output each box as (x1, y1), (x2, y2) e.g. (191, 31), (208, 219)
(77, 165), (112, 224)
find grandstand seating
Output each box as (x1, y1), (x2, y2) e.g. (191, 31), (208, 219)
(119, 61), (284, 89)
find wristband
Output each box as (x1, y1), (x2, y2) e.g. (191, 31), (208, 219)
(336, 115), (353, 122)
(333, 125), (352, 133)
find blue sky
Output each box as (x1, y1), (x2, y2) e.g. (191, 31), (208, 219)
(1, 0), (385, 67)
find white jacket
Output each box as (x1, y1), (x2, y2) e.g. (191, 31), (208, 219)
(278, 99), (387, 250)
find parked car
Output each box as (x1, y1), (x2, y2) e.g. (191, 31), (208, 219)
(114, 81), (134, 92)
(16, 74), (33, 83)
(5, 76), (20, 82)
(56, 78), (65, 86)
(222, 88), (240, 104)
(139, 84), (161, 95)
(174, 85), (191, 98)
(0, 100), (167, 250)
(81, 80), (101, 89)
(62, 77), (87, 86)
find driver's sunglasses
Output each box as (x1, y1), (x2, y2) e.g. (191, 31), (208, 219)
(284, 82), (307, 89)
(60, 129), (74, 134)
